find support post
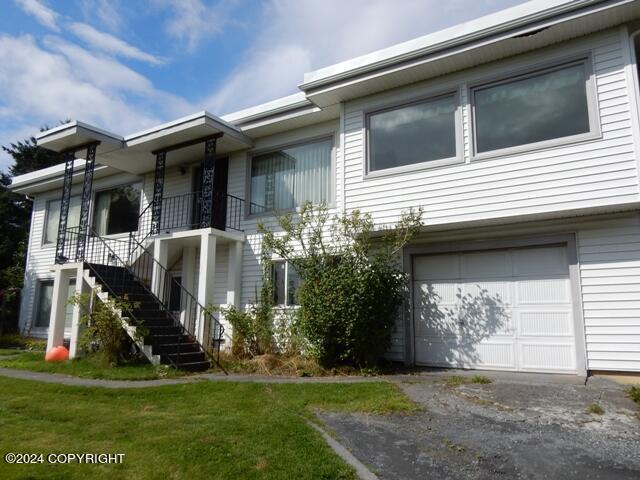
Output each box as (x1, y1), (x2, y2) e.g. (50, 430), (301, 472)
(75, 142), (98, 261)
(150, 151), (166, 235)
(197, 233), (216, 342)
(180, 246), (196, 326)
(46, 268), (72, 352)
(55, 150), (76, 264)
(226, 241), (242, 307)
(199, 137), (216, 228)
(69, 264), (89, 359)
(151, 238), (169, 302)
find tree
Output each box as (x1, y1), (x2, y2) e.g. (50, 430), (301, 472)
(259, 202), (423, 367)
(0, 135), (61, 332)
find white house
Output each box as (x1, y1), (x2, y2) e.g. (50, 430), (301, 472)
(9, 0), (640, 374)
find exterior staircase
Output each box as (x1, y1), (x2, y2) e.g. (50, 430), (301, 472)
(86, 263), (212, 372)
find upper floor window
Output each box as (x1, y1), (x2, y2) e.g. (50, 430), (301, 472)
(92, 183), (141, 236)
(249, 138), (332, 215)
(367, 93), (457, 173)
(472, 60), (592, 154)
(44, 196), (81, 244)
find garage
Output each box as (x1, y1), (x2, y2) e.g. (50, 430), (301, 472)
(412, 244), (578, 373)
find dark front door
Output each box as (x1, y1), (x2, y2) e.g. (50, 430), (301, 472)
(192, 157), (229, 230)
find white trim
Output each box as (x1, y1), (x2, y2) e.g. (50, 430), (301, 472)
(624, 26), (640, 185)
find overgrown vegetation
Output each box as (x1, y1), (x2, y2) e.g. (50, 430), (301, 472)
(588, 403), (605, 415)
(0, 333), (45, 351)
(0, 376), (416, 479)
(629, 386), (640, 404)
(445, 375), (492, 387)
(69, 293), (144, 366)
(259, 202), (422, 368)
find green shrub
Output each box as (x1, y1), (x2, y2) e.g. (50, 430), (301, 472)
(588, 403), (605, 415)
(260, 202), (422, 367)
(221, 305), (273, 358)
(69, 293), (141, 366)
(628, 386), (640, 404)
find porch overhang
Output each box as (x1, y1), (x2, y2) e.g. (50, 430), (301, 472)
(35, 121), (124, 156)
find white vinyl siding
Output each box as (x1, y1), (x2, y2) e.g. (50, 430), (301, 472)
(577, 215), (640, 372)
(343, 29), (639, 227)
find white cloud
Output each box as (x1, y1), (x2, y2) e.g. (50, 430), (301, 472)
(0, 34), (195, 170)
(68, 22), (163, 65)
(153, 0), (234, 53)
(205, 0), (526, 114)
(79, 0), (124, 32)
(14, 0), (60, 31)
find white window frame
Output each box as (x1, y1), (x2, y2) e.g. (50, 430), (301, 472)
(469, 55), (601, 161)
(272, 260), (299, 307)
(364, 89), (463, 178)
(246, 134), (336, 219)
(42, 195), (82, 246)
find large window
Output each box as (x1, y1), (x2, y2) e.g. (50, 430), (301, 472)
(250, 138), (332, 215)
(272, 261), (300, 306)
(367, 94), (457, 172)
(92, 184), (141, 235)
(34, 279), (75, 328)
(44, 196), (81, 244)
(473, 61), (592, 154)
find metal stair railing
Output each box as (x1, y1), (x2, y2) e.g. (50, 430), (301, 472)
(62, 227), (226, 372)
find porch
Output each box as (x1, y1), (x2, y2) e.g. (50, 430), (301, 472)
(37, 113), (254, 369)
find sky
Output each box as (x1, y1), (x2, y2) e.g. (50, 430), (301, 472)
(0, 0), (527, 171)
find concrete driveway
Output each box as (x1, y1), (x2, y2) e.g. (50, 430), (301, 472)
(318, 372), (640, 479)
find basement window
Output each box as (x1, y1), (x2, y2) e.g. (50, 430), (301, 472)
(272, 261), (300, 306)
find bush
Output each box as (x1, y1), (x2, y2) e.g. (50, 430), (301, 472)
(260, 202), (422, 367)
(221, 304), (273, 358)
(69, 293), (142, 366)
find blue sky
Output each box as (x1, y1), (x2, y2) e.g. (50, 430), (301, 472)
(0, 0), (526, 170)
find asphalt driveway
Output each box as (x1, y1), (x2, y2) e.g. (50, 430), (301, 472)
(318, 372), (640, 479)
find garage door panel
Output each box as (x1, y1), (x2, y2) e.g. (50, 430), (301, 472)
(513, 246), (568, 276)
(518, 311), (574, 337)
(414, 338), (459, 366)
(413, 245), (576, 373)
(413, 255), (459, 281)
(517, 278), (570, 304)
(519, 343), (575, 371)
(458, 341), (516, 370)
(413, 282), (459, 306)
(462, 250), (511, 278)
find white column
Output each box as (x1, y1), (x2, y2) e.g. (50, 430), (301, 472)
(151, 238), (169, 300)
(226, 241), (243, 308)
(197, 233), (216, 342)
(69, 264), (89, 359)
(180, 246), (196, 325)
(46, 268), (72, 352)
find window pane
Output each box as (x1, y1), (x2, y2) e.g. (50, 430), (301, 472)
(272, 261), (286, 305)
(286, 264), (300, 306)
(35, 281), (53, 327)
(250, 139), (332, 214)
(369, 95), (456, 172)
(93, 184), (141, 235)
(474, 62), (590, 153)
(44, 196), (81, 244)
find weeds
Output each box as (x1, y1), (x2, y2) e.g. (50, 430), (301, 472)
(588, 403), (605, 415)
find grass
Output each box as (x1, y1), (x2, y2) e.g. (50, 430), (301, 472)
(445, 375), (492, 387)
(0, 376), (416, 479)
(0, 352), (185, 380)
(588, 403), (605, 415)
(0, 348), (22, 356)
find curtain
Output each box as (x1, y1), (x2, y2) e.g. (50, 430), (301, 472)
(45, 197), (82, 243)
(93, 191), (111, 236)
(250, 139), (331, 213)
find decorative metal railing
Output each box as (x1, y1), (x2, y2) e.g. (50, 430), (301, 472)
(60, 226), (226, 370)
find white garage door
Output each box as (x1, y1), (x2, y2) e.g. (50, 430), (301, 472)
(413, 245), (577, 373)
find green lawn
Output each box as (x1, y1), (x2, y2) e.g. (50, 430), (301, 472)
(0, 376), (415, 479)
(0, 352), (184, 380)
(0, 348), (22, 356)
